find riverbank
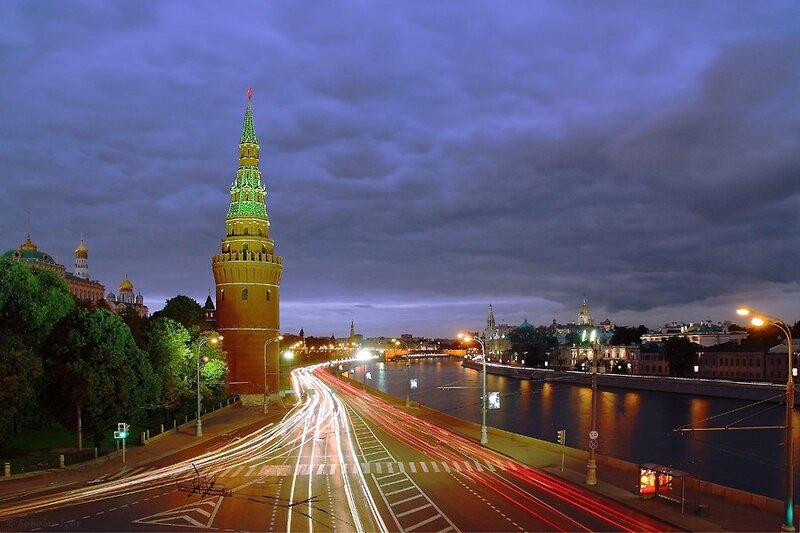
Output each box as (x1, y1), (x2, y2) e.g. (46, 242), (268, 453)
(462, 358), (795, 404)
(335, 368), (784, 532)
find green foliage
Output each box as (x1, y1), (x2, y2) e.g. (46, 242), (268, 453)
(0, 260), (74, 445)
(43, 308), (158, 447)
(145, 317), (192, 411)
(610, 325), (649, 346)
(0, 259), (74, 348)
(152, 295), (206, 330)
(0, 332), (43, 445)
(508, 324), (557, 366)
(663, 337), (698, 377)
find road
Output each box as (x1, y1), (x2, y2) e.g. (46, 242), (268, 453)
(0, 361), (676, 532)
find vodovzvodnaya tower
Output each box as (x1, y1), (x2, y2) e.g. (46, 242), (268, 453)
(212, 90), (283, 401)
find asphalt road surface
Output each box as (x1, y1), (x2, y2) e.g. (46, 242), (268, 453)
(0, 361), (676, 532)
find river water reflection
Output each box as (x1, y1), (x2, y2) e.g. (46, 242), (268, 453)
(362, 359), (799, 500)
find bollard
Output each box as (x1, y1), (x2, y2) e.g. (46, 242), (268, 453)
(185, 415), (188, 424)
(146, 429), (150, 439)
(140, 432), (146, 445)
(160, 424), (164, 434)
(173, 419), (177, 429)
(4, 462), (10, 477)
(94, 447), (98, 459)
(58, 454), (65, 468)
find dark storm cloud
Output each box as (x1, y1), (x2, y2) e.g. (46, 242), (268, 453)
(1, 1), (798, 337)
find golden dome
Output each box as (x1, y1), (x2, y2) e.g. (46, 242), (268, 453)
(75, 235), (88, 258)
(119, 274), (134, 292)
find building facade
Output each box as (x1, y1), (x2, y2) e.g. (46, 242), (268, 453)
(484, 304), (512, 355)
(3, 233), (105, 304)
(212, 90), (283, 398)
(641, 320), (747, 347)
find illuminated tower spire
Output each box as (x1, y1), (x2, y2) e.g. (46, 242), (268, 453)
(577, 296), (593, 326)
(74, 234), (89, 279)
(227, 87), (267, 220)
(213, 88), (283, 401)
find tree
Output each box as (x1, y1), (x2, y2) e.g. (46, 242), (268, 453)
(611, 325), (648, 346)
(508, 325), (557, 366)
(43, 308), (157, 449)
(0, 260), (74, 442)
(145, 317), (192, 415)
(0, 332), (42, 445)
(151, 295), (206, 330)
(663, 337), (698, 378)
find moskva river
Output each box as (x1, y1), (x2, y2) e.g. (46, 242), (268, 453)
(356, 358), (798, 500)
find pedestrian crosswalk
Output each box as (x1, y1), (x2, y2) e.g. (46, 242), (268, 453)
(87, 459), (518, 484)
(213, 460), (515, 478)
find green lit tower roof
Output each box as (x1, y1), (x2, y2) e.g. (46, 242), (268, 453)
(227, 88), (268, 220)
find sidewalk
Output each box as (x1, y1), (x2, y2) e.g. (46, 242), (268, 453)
(0, 403), (274, 500)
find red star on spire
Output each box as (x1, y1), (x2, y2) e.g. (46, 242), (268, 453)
(247, 87), (253, 100)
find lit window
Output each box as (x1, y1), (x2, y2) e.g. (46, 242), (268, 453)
(266, 289), (271, 302)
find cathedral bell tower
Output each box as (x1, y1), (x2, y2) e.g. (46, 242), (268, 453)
(212, 89), (283, 399)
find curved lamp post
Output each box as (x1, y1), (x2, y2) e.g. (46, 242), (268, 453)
(459, 333), (488, 444)
(392, 338), (412, 407)
(196, 335), (222, 437)
(738, 307), (796, 532)
(263, 335), (283, 414)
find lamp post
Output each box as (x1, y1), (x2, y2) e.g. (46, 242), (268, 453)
(282, 349), (295, 392)
(582, 328), (598, 485)
(263, 335), (283, 414)
(460, 333), (488, 444)
(196, 335), (222, 437)
(738, 307), (795, 532)
(393, 338), (412, 407)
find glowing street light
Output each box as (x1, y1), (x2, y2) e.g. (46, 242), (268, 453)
(196, 335), (222, 437)
(263, 335), (283, 414)
(738, 306), (795, 532)
(459, 333), (488, 444)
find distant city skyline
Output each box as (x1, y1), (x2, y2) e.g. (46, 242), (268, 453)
(1, 2), (798, 338)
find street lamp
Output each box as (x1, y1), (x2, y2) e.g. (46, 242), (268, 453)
(582, 328), (598, 485)
(196, 335), (222, 437)
(282, 349), (295, 393)
(263, 335), (283, 414)
(459, 333), (488, 444)
(393, 338), (412, 407)
(737, 306), (796, 532)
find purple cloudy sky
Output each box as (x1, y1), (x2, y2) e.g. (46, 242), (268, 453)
(1, 1), (799, 338)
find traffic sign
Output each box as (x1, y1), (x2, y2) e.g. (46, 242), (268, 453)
(589, 430), (598, 440)
(589, 438), (598, 449)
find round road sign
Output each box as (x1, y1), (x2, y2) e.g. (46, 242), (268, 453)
(589, 430), (598, 440)
(589, 439), (599, 450)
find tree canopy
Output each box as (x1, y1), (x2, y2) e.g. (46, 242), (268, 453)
(663, 337), (698, 378)
(508, 324), (557, 366)
(610, 325), (649, 346)
(151, 295), (206, 330)
(43, 308), (157, 447)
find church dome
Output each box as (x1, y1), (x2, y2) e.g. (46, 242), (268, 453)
(119, 274), (134, 292)
(74, 235), (88, 258)
(3, 233), (56, 264)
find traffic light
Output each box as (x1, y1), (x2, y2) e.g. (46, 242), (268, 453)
(557, 429), (566, 445)
(115, 422), (129, 439)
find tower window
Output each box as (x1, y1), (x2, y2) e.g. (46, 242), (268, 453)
(221, 289), (224, 301)
(242, 288), (248, 300)
(244, 227), (249, 236)
(266, 289), (271, 302)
